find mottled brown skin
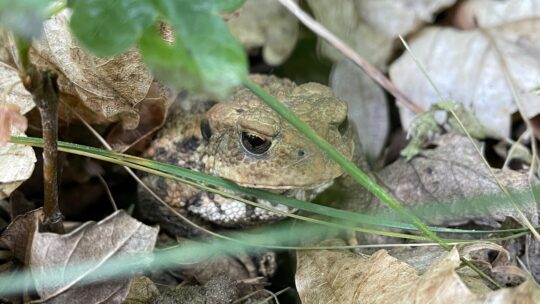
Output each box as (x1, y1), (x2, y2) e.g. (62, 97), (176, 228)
(138, 75), (355, 235)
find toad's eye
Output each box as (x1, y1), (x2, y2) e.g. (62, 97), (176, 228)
(240, 132), (271, 155)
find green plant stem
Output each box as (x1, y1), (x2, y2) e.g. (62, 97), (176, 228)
(243, 79), (447, 246)
(242, 78), (501, 287)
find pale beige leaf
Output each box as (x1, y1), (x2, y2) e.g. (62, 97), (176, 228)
(0, 61), (34, 114)
(30, 210), (158, 303)
(296, 241), (479, 304)
(227, 0), (299, 65)
(0, 132), (36, 200)
(305, 0), (394, 68)
(330, 59), (389, 160)
(32, 11), (155, 129)
(297, 242), (540, 304)
(357, 0), (456, 36)
(389, 19), (540, 137)
(454, 0), (540, 29)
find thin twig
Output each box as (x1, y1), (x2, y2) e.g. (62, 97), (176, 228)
(277, 0), (424, 114)
(22, 66), (64, 233)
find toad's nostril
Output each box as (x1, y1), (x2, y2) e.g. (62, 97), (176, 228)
(297, 150), (305, 157)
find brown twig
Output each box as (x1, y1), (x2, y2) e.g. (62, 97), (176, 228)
(22, 66), (64, 233)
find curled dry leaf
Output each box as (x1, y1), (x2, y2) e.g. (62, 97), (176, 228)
(371, 133), (538, 228)
(0, 208), (42, 263)
(296, 240), (540, 304)
(29, 210), (158, 303)
(330, 59), (389, 160)
(390, 19), (540, 137)
(227, 0), (299, 66)
(30, 11), (162, 130)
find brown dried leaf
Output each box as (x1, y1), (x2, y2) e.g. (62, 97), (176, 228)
(330, 59), (389, 160)
(390, 19), (540, 137)
(31, 11), (156, 129)
(227, 0), (299, 66)
(105, 82), (173, 152)
(371, 133), (537, 227)
(296, 241), (540, 304)
(29, 210), (158, 303)
(0, 208), (42, 263)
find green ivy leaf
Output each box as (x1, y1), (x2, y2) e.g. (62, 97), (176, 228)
(70, 0), (156, 57)
(140, 0), (248, 99)
(0, 0), (49, 39)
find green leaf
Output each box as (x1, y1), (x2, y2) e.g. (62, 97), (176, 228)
(210, 0), (246, 12)
(70, 0), (156, 57)
(0, 0), (49, 39)
(140, 0), (247, 99)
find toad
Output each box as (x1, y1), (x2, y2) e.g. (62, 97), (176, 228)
(138, 74), (357, 236)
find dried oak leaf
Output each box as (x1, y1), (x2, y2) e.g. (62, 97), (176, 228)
(30, 11), (159, 130)
(227, 0), (299, 66)
(390, 19), (540, 137)
(370, 133), (537, 228)
(29, 210), (158, 303)
(296, 240), (540, 304)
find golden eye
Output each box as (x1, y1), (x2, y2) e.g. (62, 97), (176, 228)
(240, 132), (271, 155)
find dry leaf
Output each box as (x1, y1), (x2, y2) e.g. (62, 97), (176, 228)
(357, 0), (456, 36)
(0, 208), (42, 263)
(29, 210), (158, 303)
(330, 59), (389, 160)
(227, 0), (299, 65)
(371, 133), (537, 227)
(0, 132), (36, 200)
(306, 0), (455, 68)
(296, 240), (540, 303)
(453, 0), (540, 29)
(105, 82), (173, 152)
(0, 49), (36, 200)
(306, 0), (394, 68)
(390, 19), (540, 137)
(31, 11), (157, 130)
